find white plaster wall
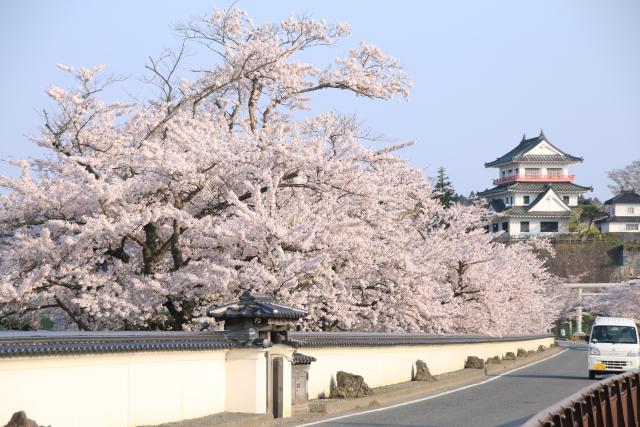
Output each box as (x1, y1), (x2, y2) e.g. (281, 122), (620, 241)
(225, 349), (267, 414)
(565, 195), (578, 207)
(527, 141), (562, 155)
(606, 222), (640, 232)
(528, 189), (570, 212)
(512, 193), (576, 208)
(614, 204), (640, 217)
(507, 218), (569, 237)
(0, 350), (227, 427)
(303, 337), (554, 399)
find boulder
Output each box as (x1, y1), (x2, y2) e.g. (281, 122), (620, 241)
(413, 359), (436, 381)
(4, 411), (38, 427)
(330, 371), (373, 398)
(485, 355), (501, 364)
(537, 345), (547, 352)
(503, 352), (516, 361)
(517, 348), (526, 357)
(465, 356), (485, 369)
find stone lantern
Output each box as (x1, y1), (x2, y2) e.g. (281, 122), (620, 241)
(207, 291), (307, 347)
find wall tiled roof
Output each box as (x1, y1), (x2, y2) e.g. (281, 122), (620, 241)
(0, 331), (236, 358)
(208, 291), (307, 320)
(289, 332), (553, 348)
(292, 351), (316, 365)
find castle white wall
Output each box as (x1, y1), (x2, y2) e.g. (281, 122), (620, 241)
(491, 218), (569, 236)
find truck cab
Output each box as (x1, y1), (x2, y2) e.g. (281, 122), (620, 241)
(588, 317), (640, 379)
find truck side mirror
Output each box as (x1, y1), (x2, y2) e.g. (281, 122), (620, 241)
(584, 334), (590, 342)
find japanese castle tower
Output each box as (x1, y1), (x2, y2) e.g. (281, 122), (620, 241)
(477, 130), (591, 236)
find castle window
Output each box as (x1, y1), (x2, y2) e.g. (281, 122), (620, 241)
(547, 168), (563, 178)
(540, 222), (558, 232)
(628, 207), (635, 214)
(502, 222), (509, 231)
(563, 196), (570, 204)
(520, 221), (530, 232)
(492, 223), (499, 232)
(523, 196), (530, 204)
(525, 168), (540, 179)
(626, 224), (639, 231)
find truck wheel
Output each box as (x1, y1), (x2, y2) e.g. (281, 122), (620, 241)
(589, 370), (596, 379)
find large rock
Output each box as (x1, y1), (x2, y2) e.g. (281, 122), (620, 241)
(414, 360), (436, 381)
(503, 352), (516, 361)
(4, 411), (38, 427)
(465, 356), (485, 369)
(485, 355), (501, 364)
(538, 345), (548, 352)
(330, 371), (373, 398)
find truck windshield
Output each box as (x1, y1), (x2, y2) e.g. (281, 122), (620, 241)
(591, 325), (638, 344)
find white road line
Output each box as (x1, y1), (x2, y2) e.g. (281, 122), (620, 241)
(295, 348), (569, 427)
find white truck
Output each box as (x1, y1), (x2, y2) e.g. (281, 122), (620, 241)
(587, 317), (640, 379)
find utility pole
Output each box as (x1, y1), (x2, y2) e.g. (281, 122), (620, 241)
(576, 287), (583, 334)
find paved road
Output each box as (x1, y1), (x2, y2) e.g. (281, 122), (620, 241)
(304, 343), (600, 427)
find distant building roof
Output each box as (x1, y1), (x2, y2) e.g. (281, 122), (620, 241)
(477, 182), (592, 198)
(485, 132), (582, 168)
(604, 190), (640, 205)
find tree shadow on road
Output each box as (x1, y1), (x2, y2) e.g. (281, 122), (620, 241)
(500, 373), (596, 380)
(320, 423), (438, 427)
(496, 414), (534, 427)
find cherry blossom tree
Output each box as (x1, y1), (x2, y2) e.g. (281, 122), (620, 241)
(608, 160), (640, 193)
(0, 7), (558, 334)
(587, 282), (640, 322)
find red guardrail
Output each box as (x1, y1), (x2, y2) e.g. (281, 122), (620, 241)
(493, 174), (575, 185)
(523, 370), (640, 427)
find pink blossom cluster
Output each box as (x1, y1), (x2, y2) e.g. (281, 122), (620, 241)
(0, 8), (559, 334)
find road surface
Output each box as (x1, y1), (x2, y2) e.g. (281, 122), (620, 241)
(301, 342), (599, 427)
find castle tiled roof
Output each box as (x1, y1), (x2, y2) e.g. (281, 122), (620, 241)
(477, 182), (592, 198)
(489, 199), (507, 213)
(604, 190), (640, 205)
(489, 186), (572, 219)
(485, 133), (582, 167)
(497, 206), (572, 219)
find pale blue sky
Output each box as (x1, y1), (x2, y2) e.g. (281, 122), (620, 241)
(1, 1), (639, 199)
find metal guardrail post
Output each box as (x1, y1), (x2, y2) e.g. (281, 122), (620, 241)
(523, 370), (640, 427)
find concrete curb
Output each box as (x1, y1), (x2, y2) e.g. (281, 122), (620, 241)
(281, 345), (562, 426)
(140, 412), (274, 427)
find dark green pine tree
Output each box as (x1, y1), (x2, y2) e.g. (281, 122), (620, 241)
(433, 166), (456, 208)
